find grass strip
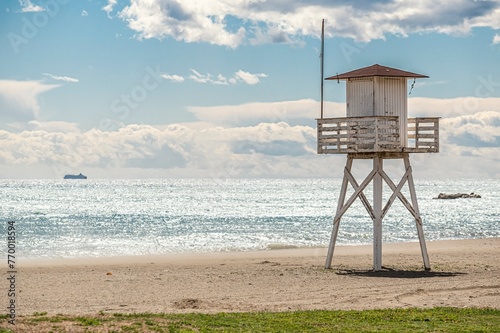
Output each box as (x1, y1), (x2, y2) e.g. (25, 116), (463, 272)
(0, 307), (498, 332)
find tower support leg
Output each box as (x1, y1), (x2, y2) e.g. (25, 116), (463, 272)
(404, 155), (431, 270)
(373, 155), (383, 271)
(325, 153), (430, 271)
(325, 157), (353, 269)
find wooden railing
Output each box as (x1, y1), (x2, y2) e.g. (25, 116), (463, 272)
(317, 116), (439, 154)
(407, 118), (439, 153)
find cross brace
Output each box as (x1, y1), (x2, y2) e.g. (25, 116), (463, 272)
(325, 153), (430, 271)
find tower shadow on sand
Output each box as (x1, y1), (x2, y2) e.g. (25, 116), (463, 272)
(335, 267), (466, 279)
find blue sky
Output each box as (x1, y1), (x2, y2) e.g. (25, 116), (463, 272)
(1, 0), (500, 179)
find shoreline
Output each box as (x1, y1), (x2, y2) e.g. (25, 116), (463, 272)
(19, 237), (496, 267)
(17, 238), (500, 315)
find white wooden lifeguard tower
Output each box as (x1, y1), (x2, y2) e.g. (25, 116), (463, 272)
(318, 63), (439, 271)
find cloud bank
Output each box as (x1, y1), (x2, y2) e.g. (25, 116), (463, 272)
(0, 122), (319, 179)
(1, 97), (499, 179)
(107, 0), (500, 47)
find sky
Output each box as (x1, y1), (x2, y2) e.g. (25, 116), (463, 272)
(0, 0), (499, 179)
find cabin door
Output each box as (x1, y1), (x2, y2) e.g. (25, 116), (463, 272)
(379, 77), (407, 146)
(346, 78), (374, 117)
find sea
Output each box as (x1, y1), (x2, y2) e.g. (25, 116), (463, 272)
(1, 178), (499, 260)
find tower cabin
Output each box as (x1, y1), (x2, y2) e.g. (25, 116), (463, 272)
(318, 64), (439, 271)
(319, 64), (439, 154)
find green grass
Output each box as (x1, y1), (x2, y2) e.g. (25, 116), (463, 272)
(1, 308), (499, 332)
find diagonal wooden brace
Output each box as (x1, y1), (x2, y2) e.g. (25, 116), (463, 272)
(345, 167), (375, 221)
(379, 168), (417, 219)
(336, 168), (377, 220)
(380, 166), (411, 221)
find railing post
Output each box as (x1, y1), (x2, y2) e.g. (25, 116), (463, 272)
(336, 121), (340, 153)
(435, 118), (440, 153)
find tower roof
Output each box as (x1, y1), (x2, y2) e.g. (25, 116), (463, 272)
(325, 64), (428, 80)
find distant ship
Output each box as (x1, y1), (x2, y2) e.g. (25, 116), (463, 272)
(63, 173), (87, 179)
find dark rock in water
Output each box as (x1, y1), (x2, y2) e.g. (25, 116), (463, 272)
(64, 173), (87, 179)
(434, 193), (481, 199)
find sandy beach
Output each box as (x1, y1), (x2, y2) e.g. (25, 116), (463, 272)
(16, 238), (500, 316)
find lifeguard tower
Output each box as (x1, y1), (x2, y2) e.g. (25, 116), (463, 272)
(318, 64), (439, 271)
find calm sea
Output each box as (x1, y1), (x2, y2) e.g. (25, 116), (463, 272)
(1, 178), (498, 259)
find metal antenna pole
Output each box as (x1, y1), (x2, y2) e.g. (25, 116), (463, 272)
(320, 19), (325, 119)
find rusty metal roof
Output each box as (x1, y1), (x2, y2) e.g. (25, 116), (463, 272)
(325, 64), (428, 80)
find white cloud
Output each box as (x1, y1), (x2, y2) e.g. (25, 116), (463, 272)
(188, 69), (225, 84)
(188, 95), (500, 128)
(161, 73), (184, 83)
(0, 80), (59, 120)
(26, 120), (82, 133)
(180, 69), (267, 86)
(113, 0), (500, 47)
(81, 10), (88, 17)
(493, 33), (500, 44)
(233, 70), (267, 85)
(18, 0), (44, 12)
(441, 110), (500, 145)
(188, 99), (343, 126)
(102, 0), (118, 18)
(118, 0), (245, 47)
(408, 97), (500, 118)
(42, 73), (79, 83)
